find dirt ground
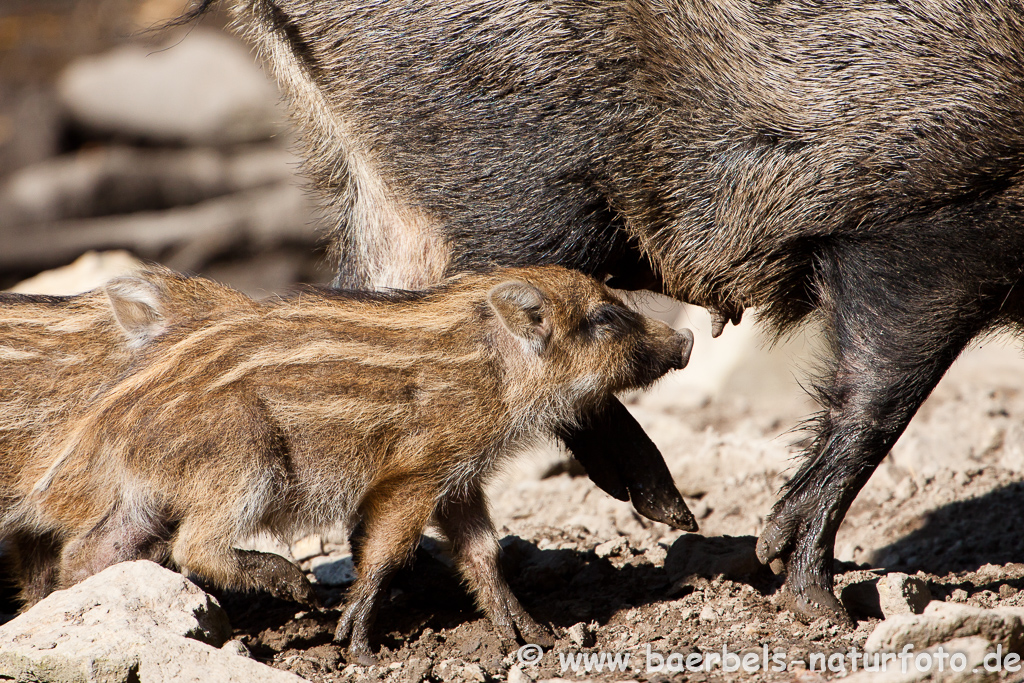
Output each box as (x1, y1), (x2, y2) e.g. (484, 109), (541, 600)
(202, 309), (1024, 683)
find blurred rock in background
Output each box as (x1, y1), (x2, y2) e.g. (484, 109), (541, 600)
(0, 0), (330, 296)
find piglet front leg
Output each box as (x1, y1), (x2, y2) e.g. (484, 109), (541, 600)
(436, 483), (554, 647)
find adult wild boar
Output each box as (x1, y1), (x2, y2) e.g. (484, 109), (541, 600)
(183, 0), (1024, 622)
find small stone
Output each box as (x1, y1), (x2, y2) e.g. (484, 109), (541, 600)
(291, 534), (324, 561)
(221, 639), (253, 658)
(950, 588), (969, 603)
(507, 664), (533, 683)
(595, 537), (627, 558)
(699, 605), (719, 622)
(567, 622), (595, 648)
(405, 657), (432, 682)
(644, 544), (668, 567)
(462, 663), (486, 682)
(1000, 584), (1018, 599)
(878, 572), (932, 617)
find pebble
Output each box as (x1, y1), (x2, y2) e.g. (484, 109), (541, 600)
(595, 537), (627, 558)
(878, 572), (932, 617)
(567, 622), (595, 648)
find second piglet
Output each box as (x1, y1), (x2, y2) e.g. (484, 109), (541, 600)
(33, 265), (692, 663)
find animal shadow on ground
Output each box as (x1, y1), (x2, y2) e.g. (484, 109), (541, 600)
(218, 534), (779, 673)
(872, 480), (1024, 577)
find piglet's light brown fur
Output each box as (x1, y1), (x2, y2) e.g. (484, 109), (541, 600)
(17, 265), (692, 663)
(0, 268), (248, 605)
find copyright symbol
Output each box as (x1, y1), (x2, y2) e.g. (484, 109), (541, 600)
(517, 643), (544, 665)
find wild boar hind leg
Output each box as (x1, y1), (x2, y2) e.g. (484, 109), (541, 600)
(435, 482), (554, 648)
(59, 501), (171, 589)
(334, 479), (438, 665)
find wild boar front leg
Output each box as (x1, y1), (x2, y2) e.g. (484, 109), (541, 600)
(435, 482), (554, 647)
(334, 479), (438, 665)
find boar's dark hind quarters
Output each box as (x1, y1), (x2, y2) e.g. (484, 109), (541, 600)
(183, 0), (1024, 625)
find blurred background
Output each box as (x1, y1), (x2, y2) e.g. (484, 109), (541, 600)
(0, 0), (331, 296)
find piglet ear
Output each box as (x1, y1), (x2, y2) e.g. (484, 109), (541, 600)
(488, 281), (552, 352)
(104, 276), (167, 348)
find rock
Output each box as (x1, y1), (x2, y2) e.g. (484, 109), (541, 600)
(309, 554), (357, 586)
(567, 622), (595, 648)
(644, 543), (668, 567)
(462, 663), (487, 682)
(866, 601), (1024, 654)
(843, 636), (992, 683)
(8, 250), (143, 295)
(0, 561), (303, 683)
(290, 534), (323, 561)
(57, 30), (283, 145)
(222, 640), (254, 659)
(405, 656), (433, 682)
(878, 573), (932, 618)
(665, 535), (763, 581)
(841, 577), (884, 619)
(507, 664), (533, 683)
(699, 605), (719, 622)
(0, 145), (297, 229)
(594, 536), (627, 558)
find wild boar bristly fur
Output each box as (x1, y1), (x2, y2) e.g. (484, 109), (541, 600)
(0, 268), (248, 605)
(10, 265), (690, 664)
(206, 0), (1024, 624)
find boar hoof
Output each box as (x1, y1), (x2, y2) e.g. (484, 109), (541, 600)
(782, 584), (853, 629)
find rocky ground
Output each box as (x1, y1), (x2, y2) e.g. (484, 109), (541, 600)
(6, 255), (1024, 683)
(208, 311), (1024, 683)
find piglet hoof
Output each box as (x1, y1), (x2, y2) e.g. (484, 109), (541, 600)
(515, 615), (555, 649)
(282, 577), (321, 609)
(348, 641), (379, 667)
(781, 584), (853, 629)
(333, 611), (354, 644)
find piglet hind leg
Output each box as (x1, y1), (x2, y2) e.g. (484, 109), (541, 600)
(170, 517), (319, 608)
(757, 213), (1024, 624)
(435, 482), (554, 648)
(334, 480), (438, 665)
(59, 501), (170, 590)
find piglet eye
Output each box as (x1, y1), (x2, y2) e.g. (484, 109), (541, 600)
(588, 304), (635, 337)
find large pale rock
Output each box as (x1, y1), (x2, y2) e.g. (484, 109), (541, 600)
(57, 30), (283, 145)
(866, 601), (1024, 654)
(843, 637), (994, 683)
(8, 250), (142, 295)
(0, 561), (302, 683)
